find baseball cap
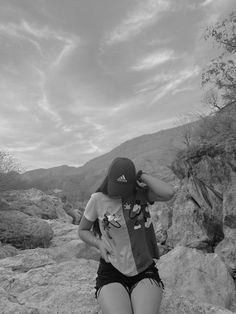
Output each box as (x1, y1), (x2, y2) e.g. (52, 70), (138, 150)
(107, 157), (136, 198)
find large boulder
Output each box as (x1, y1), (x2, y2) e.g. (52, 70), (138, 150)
(160, 289), (236, 314)
(0, 198), (11, 211)
(215, 173), (236, 275)
(223, 174), (236, 229)
(186, 175), (223, 225)
(158, 246), (236, 312)
(62, 202), (82, 225)
(215, 228), (236, 280)
(43, 220), (100, 263)
(166, 185), (222, 251)
(149, 202), (173, 255)
(0, 189), (73, 223)
(0, 221), (235, 314)
(0, 253), (99, 314)
(0, 210), (53, 249)
(0, 243), (18, 259)
(47, 220), (79, 246)
(0, 245), (235, 314)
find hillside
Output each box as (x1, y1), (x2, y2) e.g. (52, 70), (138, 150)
(21, 123), (193, 202)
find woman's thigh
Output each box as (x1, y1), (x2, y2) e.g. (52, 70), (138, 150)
(98, 282), (133, 314)
(130, 278), (163, 314)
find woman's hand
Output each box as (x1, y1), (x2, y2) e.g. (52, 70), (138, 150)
(137, 171), (175, 202)
(79, 216), (114, 263)
(97, 239), (113, 263)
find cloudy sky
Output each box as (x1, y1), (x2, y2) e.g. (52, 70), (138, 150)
(0, 0), (235, 170)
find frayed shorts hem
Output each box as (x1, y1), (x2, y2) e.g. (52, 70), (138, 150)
(94, 259), (164, 299)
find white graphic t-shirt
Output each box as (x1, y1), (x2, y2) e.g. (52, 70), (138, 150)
(84, 189), (159, 276)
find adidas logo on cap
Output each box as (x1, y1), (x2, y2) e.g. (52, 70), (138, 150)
(117, 175), (127, 183)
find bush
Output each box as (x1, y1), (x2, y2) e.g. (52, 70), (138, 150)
(171, 107), (236, 185)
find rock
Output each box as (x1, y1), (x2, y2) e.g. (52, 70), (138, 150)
(47, 220), (78, 246)
(149, 202), (173, 255)
(0, 246), (235, 314)
(0, 287), (39, 314)
(149, 202), (172, 242)
(0, 221), (235, 314)
(187, 175), (223, 225)
(223, 176), (236, 229)
(0, 198), (11, 211)
(160, 288), (236, 314)
(0, 189), (73, 224)
(0, 243), (18, 259)
(63, 203), (82, 225)
(166, 181), (225, 252)
(0, 210), (53, 249)
(167, 187), (212, 251)
(0, 254), (100, 314)
(45, 239), (100, 264)
(215, 175), (236, 274)
(0, 249), (55, 271)
(76, 240), (100, 261)
(215, 227), (236, 274)
(158, 246), (236, 312)
(34, 221), (100, 263)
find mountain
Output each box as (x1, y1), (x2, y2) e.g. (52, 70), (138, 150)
(21, 123), (193, 202)
(22, 165), (81, 181)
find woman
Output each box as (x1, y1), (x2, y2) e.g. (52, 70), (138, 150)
(78, 157), (174, 314)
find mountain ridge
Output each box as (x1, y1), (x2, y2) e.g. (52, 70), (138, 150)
(21, 122), (196, 201)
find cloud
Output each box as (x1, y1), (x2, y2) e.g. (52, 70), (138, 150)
(0, 20), (80, 68)
(149, 66), (200, 104)
(4, 0), (232, 170)
(134, 72), (178, 95)
(104, 0), (170, 45)
(82, 141), (103, 154)
(0, 19), (83, 135)
(131, 49), (175, 71)
(5, 145), (41, 153)
(53, 39), (77, 67)
(83, 116), (104, 131)
(200, 0), (214, 6)
(37, 92), (62, 125)
(171, 85), (195, 95)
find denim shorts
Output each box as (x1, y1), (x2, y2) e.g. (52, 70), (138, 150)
(95, 258), (164, 298)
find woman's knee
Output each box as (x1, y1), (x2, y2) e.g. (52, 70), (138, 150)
(131, 278), (163, 314)
(98, 282), (133, 314)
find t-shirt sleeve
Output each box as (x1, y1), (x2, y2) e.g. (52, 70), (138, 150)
(83, 193), (98, 222)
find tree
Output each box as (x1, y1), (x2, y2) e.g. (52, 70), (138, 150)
(202, 11), (236, 111)
(0, 151), (22, 174)
(0, 151), (25, 191)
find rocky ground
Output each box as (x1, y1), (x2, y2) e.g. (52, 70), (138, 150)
(0, 179), (235, 314)
(0, 220), (235, 314)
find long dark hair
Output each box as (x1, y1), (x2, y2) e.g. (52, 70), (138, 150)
(92, 176), (109, 238)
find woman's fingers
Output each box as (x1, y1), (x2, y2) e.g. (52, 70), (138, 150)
(98, 241), (113, 262)
(101, 248), (110, 262)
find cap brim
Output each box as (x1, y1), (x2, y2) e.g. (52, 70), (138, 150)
(107, 181), (134, 198)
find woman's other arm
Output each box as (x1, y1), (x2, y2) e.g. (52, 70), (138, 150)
(140, 172), (175, 202)
(78, 216), (100, 248)
(78, 216), (112, 262)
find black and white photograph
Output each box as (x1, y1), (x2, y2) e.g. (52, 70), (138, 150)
(0, 0), (235, 313)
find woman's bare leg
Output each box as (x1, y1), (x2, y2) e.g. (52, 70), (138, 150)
(98, 282), (133, 314)
(130, 278), (163, 314)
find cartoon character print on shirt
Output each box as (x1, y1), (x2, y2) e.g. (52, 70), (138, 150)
(123, 200), (153, 231)
(102, 211), (121, 239)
